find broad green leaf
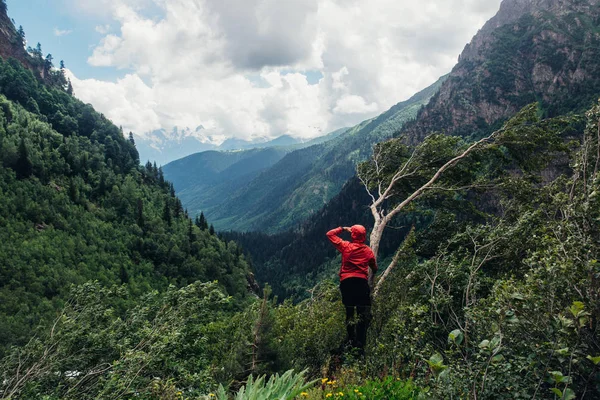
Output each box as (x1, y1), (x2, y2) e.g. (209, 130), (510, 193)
(587, 355), (600, 365)
(555, 348), (569, 356)
(448, 329), (464, 345)
(550, 388), (563, 398)
(478, 339), (490, 349)
(429, 353), (444, 366)
(549, 371), (564, 383)
(569, 301), (585, 318)
(563, 388), (576, 400)
(490, 336), (501, 349)
(491, 354), (505, 363)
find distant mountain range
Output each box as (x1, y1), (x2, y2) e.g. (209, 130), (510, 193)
(136, 126), (323, 166)
(164, 76), (446, 233)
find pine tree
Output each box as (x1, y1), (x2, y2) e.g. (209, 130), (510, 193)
(128, 132), (135, 146)
(68, 178), (78, 203)
(174, 199), (182, 218)
(34, 43), (42, 59)
(198, 212), (208, 230)
(209, 224), (215, 235)
(136, 199), (144, 228)
(66, 79), (74, 96)
(44, 54), (53, 74)
(158, 167), (165, 187)
(188, 219), (194, 243)
(17, 26), (25, 45)
(15, 137), (33, 179)
(163, 201), (171, 226)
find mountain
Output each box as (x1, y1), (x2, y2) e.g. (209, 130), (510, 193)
(402, 0), (600, 143)
(163, 127), (349, 217)
(167, 76), (446, 233)
(137, 127), (332, 166)
(0, 18), (252, 356)
(135, 126), (217, 166)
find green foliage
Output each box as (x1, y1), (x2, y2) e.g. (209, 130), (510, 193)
(361, 103), (600, 398)
(217, 370), (315, 400)
(270, 282), (346, 373)
(1, 281), (230, 399)
(0, 57), (252, 357)
(339, 377), (421, 400)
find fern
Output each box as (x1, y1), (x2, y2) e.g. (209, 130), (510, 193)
(217, 369), (314, 400)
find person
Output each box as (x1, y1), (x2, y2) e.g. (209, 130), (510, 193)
(326, 225), (377, 350)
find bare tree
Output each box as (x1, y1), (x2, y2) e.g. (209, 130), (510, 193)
(359, 130), (502, 297)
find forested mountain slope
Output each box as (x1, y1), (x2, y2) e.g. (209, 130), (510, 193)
(0, 44), (251, 356)
(402, 0), (600, 142)
(194, 76), (446, 233)
(163, 128), (348, 216)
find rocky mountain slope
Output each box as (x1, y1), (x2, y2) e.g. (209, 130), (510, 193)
(403, 0), (600, 142)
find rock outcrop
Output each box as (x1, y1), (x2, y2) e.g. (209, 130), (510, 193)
(403, 0), (600, 143)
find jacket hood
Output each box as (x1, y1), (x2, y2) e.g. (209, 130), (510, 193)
(351, 225), (367, 243)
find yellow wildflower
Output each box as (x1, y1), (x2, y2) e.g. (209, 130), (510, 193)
(300, 392), (308, 397)
(354, 389), (359, 393)
(208, 394), (215, 398)
(337, 392), (344, 396)
(326, 394), (333, 398)
(321, 378), (328, 384)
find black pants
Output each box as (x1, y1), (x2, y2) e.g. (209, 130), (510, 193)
(340, 278), (371, 349)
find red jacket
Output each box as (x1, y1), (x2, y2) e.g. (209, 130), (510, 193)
(326, 226), (377, 281)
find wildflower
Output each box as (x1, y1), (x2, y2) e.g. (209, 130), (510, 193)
(326, 394), (333, 398)
(354, 389), (359, 393)
(208, 394), (215, 398)
(337, 392), (344, 396)
(301, 393), (308, 397)
(322, 378), (328, 384)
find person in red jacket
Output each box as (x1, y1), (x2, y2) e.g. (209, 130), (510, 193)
(327, 225), (377, 349)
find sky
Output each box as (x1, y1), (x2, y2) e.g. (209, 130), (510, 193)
(6, 0), (504, 144)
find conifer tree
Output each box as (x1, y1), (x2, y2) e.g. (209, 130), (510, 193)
(163, 200), (171, 226)
(209, 224), (215, 235)
(15, 137), (33, 179)
(136, 199), (144, 228)
(188, 219), (194, 242)
(44, 54), (53, 74)
(17, 26), (25, 45)
(198, 212), (208, 230)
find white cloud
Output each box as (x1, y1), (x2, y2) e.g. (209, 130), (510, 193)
(334, 95), (378, 115)
(95, 25), (111, 34)
(70, 0), (504, 142)
(53, 28), (73, 37)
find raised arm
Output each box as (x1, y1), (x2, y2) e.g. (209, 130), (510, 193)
(326, 227), (349, 253)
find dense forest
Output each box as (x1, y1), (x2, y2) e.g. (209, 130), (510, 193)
(0, 55), (252, 358)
